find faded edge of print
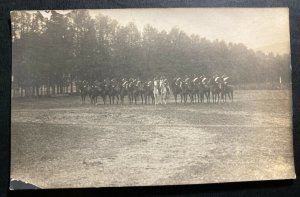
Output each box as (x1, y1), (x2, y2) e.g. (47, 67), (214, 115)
(10, 8), (295, 189)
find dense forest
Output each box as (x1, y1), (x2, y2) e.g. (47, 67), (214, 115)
(11, 10), (291, 97)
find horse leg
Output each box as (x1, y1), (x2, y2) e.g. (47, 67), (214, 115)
(215, 93), (217, 104)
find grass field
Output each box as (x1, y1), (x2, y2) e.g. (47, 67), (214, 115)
(11, 90), (295, 188)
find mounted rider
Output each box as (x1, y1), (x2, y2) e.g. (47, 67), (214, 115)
(82, 80), (88, 88)
(184, 75), (191, 84)
(213, 74), (222, 84)
(174, 77), (181, 86)
(153, 76), (161, 94)
(121, 78), (128, 88)
(221, 74), (230, 86)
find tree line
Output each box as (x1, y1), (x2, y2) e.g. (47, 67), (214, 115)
(11, 10), (291, 97)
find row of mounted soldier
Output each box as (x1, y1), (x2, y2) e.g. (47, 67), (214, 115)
(76, 75), (233, 105)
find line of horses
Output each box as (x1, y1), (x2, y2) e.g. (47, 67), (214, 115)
(76, 76), (234, 105)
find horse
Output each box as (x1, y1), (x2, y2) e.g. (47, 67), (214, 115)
(136, 80), (145, 104)
(127, 81), (135, 104)
(76, 81), (89, 104)
(144, 81), (155, 104)
(179, 81), (188, 104)
(153, 79), (161, 105)
(98, 81), (109, 104)
(108, 80), (120, 104)
(187, 78), (199, 104)
(171, 78), (182, 104)
(203, 84), (211, 103)
(198, 79), (210, 103)
(160, 79), (169, 104)
(198, 82), (208, 103)
(120, 81), (129, 105)
(209, 78), (222, 104)
(221, 83), (234, 103)
(88, 84), (99, 105)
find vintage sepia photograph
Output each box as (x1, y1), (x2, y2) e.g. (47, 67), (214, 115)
(10, 8), (295, 189)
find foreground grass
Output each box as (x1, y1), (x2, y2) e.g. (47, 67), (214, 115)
(11, 90), (295, 188)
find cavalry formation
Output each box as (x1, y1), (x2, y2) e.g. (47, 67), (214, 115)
(76, 75), (233, 105)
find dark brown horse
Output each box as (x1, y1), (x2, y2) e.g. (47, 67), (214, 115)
(108, 80), (120, 104)
(209, 78), (222, 104)
(144, 81), (155, 104)
(188, 78), (200, 104)
(120, 81), (129, 105)
(128, 80), (138, 104)
(171, 78), (182, 104)
(180, 81), (188, 104)
(198, 80), (210, 103)
(76, 81), (89, 104)
(221, 83), (234, 103)
(136, 80), (145, 104)
(88, 84), (99, 105)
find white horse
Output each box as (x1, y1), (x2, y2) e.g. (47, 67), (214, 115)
(160, 79), (169, 104)
(153, 79), (161, 105)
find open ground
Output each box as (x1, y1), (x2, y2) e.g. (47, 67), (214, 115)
(11, 90), (295, 188)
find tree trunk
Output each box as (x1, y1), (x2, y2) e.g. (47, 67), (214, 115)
(60, 83), (63, 94)
(52, 85), (55, 95)
(36, 86), (39, 96)
(70, 75), (73, 94)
